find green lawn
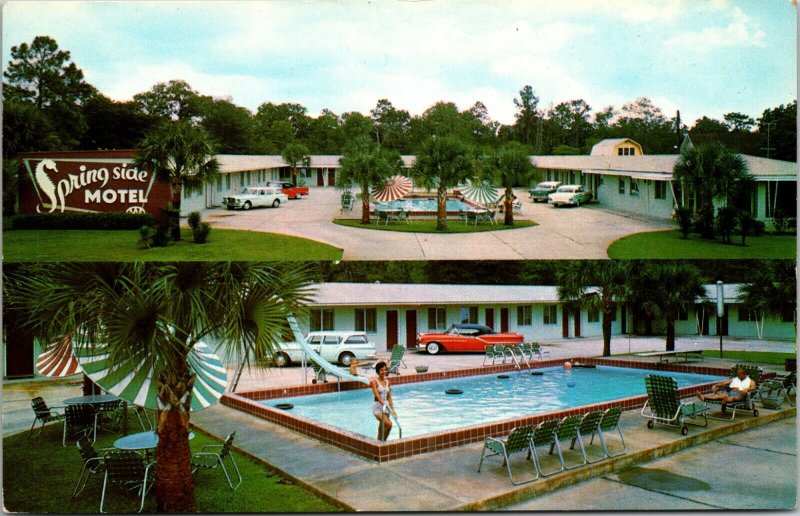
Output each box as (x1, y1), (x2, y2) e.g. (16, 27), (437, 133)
(619, 349), (794, 365)
(607, 230), (796, 259)
(3, 228), (343, 261)
(333, 218), (537, 233)
(2, 423), (340, 513)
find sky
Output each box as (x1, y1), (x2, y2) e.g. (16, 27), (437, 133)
(3, 0), (797, 125)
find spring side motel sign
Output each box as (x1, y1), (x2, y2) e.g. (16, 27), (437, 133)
(19, 153), (169, 215)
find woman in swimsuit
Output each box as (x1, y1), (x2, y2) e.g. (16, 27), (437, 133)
(370, 361), (397, 441)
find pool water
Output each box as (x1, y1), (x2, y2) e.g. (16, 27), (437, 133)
(376, 198), (472, 212)
(263, 366), (721, 440)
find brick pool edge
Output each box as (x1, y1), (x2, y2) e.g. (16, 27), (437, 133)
(222, 358), (771, 462)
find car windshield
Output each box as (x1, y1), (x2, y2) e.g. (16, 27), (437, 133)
(556, 186), (577, 193)
(242, 187), (258, 194)
(536, 182), (555, 189)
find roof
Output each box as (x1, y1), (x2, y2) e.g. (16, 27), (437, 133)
(216, 155), (286, 172)
(590, 138), (642, 156)
(308, 283), (745, 306)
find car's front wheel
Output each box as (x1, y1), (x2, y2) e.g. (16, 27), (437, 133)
(275, 352), (291, 367)
(272, 199), (281, 208)
(426, 342), (442, 355)
(338, 352), (355, 366)
(243, 201), (252, 210)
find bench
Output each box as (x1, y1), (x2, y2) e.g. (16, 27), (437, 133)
(636, 350), (704, 364)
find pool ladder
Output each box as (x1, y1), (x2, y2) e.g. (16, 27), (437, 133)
(380, 407), (402, 439)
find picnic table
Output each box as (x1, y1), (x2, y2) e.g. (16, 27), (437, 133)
(636, 350), (704, 363)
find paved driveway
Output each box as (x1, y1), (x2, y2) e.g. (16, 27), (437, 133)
(200, 187), (672, 260)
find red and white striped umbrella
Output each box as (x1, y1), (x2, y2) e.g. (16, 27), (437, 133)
(370, 175), (412, 202)
(36, 336), (81, 377)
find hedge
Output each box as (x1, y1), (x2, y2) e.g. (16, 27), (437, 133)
(11, 212), (155, 230)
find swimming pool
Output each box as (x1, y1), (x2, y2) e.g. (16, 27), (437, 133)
(223, 358), (729, 461)
(260, 366), (720, 440)
(374, 194), (479, 215)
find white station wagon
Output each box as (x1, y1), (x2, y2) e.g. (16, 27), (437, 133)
(222, 186), (289, 210)
(274, 331), (377, 367)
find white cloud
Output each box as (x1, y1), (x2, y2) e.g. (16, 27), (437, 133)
(662, 7), (766, 52)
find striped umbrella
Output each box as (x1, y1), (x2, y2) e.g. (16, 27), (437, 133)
(370, 175), (412, 202)
(36, 336), (81, 377)
(73, 342), (227, 411)
(461, 179), (499, 206)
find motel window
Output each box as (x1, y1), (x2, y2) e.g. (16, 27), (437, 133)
(654, 181), (666, 200)
(460, 306), (478, 324)
(588, 307), (599, 323)
(618, 178), (625, 194)
(629, 180), (639, 196)
(310, 309), (334, 331)
(517, 306), (532, 326)
(543, 305), (557, 325)
(354, 308), (377, 333)
(427, 307), (446, 330)
(216, 176), (222, 190)
(618, 148), (624, 156)
(737, 305), (754, 322)
(678, 306), (689, 321)
(239, 172), (246, 186)
(225, 175), (231, 190)
(781, 306), (795, 323)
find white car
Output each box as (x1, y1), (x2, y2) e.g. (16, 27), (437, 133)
(222, 186), (289, 210)
(548, 184), (593, 207)
(274, 331), (377, 367)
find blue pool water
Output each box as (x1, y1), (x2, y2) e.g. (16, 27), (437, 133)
(263, 366), (721, 440)
(376, 198), (472, 212)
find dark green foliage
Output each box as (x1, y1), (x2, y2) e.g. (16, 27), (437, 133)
(674, 206), (693, 239)
(138, 225), (155, 249)
(715, 206), (737, 244)
(187, 211), (202, 231)
(11, 212), (154, 230)
(193, 222), (211, 244)
(738, 214), (756, 246)
(771, 209), (789, 234)
(694, 204), (716, 239)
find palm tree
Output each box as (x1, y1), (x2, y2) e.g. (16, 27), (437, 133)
(411, 136), (476, 231)
(491, 142), (534, 226)
(738, 261), (796, 338)
(630, 263), (705, 351)
(556, 261), (632, 357)
(135, 120), (219, 241)
(281, 142), (311, 185)
(337, 137), (403, 224)
(7, 262), (314, 512)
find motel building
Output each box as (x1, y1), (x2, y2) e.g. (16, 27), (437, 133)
(3, 282), (794, 378)
(16, 140), (795, 226)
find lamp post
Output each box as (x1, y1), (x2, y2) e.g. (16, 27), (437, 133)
(716, 280), (724, 358)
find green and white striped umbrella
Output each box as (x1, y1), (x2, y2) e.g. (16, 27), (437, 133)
(461, 179), (499, 206)
(73, 342), (227, 411)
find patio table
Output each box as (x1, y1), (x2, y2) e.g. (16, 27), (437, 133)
(63, 394), (120, 405)
(114, 430), (195, 452)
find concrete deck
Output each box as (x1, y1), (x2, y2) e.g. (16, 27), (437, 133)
(198, 187), (673, 260)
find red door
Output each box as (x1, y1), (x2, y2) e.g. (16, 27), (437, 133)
(405, 310), (417, 348)
(500, 308), (509, 333)
(386, 310), (398, 351)
(574, 307), (581, 337)
(562, 306), (570, 338)
(485, 308), (495, 330)
(327, 169), (336, 187)
(316, 169), (324, 186)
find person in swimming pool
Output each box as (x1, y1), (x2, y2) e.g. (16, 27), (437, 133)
(699, 367), (755, 404)
(370, 361), (397, 441)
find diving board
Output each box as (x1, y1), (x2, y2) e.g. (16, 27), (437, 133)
(636, 350), (704, 364)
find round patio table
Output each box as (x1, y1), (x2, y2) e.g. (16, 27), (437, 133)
(114, 430), (195, 451)
(63, 394), (120, 405)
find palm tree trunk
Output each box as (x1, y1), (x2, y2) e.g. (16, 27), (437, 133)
(665, 317), (676, 351)
(504, 187), (514, 226)
(291, 165), (297, 185)
(360, 189), (370, 224)
(169, 183), (182, 241)
(436, 184), (447, 231)
(155, 361), (195, 512)
(601, 297), (612, 357)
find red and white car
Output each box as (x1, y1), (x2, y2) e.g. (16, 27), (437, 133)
(269, 182), (310, 199)
(416, 324), (524, 355)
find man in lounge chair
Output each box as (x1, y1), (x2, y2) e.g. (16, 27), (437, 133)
(699, 367), (755, 404)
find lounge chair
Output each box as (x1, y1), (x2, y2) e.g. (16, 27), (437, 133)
(389, 209), (410, 224)
(340, 192), (354, 212)
(476, 210), (497, 225)
(531, 343), (551, 360)
(477, 425), (536, 484)
(510, 345), (530, 368)
(387, 345), (407, 375)
(457, 210), (469, 225)
(492, 344), (508, 365)
(589, 407), (627, 458)
(757, 378), (787, 410)
(100, 450), (154, 513)
(569, 410), (604, 463)
(63, 404), (99, 447)
(29, 397), (65, 438)
(192, 431), (242, 490)
(705, 364), (761, 420)
(483, 345), (498, 366)
(517, 342), (534, 362)
(548, 415), (584, 470)
(774, 371), (796, 406)
(641, 375), (708, 434)
(529, 419), (561, 477)
(73, 436), (115, 498)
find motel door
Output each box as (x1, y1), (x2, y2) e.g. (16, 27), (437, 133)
(386, 310), (398, 351)
(485, 308), (495, 330)
(327, 170), (336, 187)
(698, 308), (710, 336)
(316, 170), (325, 186)
(500, 308), (509, 333)
(405, 310), (417, 348)
(562, 306), (570, 338)
(573, 307), (581, 337)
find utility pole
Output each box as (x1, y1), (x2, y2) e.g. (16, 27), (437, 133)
(761, 122), (776, 158)
(675, 110), (682, 151)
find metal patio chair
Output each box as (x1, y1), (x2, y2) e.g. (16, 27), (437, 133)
(477, 425), (536, 484)
(63, 403), (99, 447)
(548, 415), (585, 470)
(529, 419), (561, 477)
(99, 450), (154, 513)
(569, 410), (604, 463)
(191, 431), (243, 490)
(641, 375), (708, 434)
(590, 407), (627, 458)
(73, 436), (115, 498)
(29, 397), (65, 438)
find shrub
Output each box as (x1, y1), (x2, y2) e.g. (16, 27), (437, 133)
(715, 206), (737, 244)
(738, 215), (756, 246)
(694, 204), (715, 239)
(674, 207), (693, 239)
(193, 222), (211, 244)
(11, 212), (154, 230)
(187, 211), (202, 231)
(138, 225), (155, 249)
(752, 219), (765, 237)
